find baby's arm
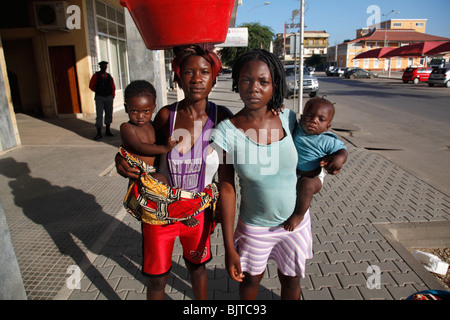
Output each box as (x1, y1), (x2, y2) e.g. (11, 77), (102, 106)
(120, 123), (176, 156)
(296, 166), (322, 178)
(320, 148), (348, 175)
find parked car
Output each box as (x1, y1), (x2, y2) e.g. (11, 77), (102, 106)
(326, 67), (343, 77)
(428, 67), (450, 87)
(402, 67), (433, 84)
(430, 58), (446, 69)
(220, 67), (232, 74)
(343, 67), (358, 78)
(325, 66), (335, 76)
(333, 67), (346, 77)
(345, 68), (377, 79)
(285, 65), (319, 98)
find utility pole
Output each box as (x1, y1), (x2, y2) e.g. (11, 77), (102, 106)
(293, 34), (297, 109)
(298, 0), (305, 116)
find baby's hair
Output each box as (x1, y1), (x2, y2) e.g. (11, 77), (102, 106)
(124, 80), (157, 102)
(304, 96), (336, 118)
(232, 49), (287, 112)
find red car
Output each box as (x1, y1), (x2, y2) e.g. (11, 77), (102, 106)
(402, 67), (433, 84)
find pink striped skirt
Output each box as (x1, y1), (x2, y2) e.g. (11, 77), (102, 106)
(234, 211), (313, 278)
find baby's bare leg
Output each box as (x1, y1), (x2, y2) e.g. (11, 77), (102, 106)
(283, 176), (322, 231)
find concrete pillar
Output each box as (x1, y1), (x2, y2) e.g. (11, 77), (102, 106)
(0, 201), (27, 300)
(0, 36), (21, 152)
(124, 11), (168, 111)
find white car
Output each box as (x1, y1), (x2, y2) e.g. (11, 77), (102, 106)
(325, 66), (335, 76)
(428, 67), (450, 87)
(285, 65), (319, 98)
(333, 67), (346, 77)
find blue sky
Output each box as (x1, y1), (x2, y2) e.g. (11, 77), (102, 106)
(235, 0), (450, 45)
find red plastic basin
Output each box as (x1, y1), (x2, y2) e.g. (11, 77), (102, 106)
(120, 0), (235, 50)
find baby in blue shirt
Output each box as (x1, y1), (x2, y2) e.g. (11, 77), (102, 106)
(283, 97), (348, 231)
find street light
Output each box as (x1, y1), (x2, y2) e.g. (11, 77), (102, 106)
(382, 10), (400, 79)
(382, 10), (400, 46)
(243, 2), (270, 23)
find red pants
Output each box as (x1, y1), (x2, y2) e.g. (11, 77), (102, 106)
(141, 212), (213, 277)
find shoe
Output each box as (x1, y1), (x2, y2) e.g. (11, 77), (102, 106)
(94, 127), (102, 140)
(105, 125), (114, 137)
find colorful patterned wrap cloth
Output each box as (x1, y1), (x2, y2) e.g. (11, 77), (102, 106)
(120, 147), (219, 225)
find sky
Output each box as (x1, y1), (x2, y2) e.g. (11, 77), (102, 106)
(234, 0), (450, 45)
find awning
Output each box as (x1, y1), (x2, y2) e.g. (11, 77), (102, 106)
(381, 41), (445, 58)
(424, 41), (450, 55)
(352, 47), (395, 60)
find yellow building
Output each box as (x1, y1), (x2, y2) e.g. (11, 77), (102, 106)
(382, 18), (427, 34)
(328, 18), (449, 71)
(0, 0), (133, 119)
(357, 18), (428, 38)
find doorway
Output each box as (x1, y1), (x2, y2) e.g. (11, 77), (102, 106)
(48, 46), (81, 114)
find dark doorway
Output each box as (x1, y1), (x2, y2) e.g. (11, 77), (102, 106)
(48, 46), (81, 114)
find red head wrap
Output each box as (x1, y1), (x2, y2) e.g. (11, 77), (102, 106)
(172, 44), (222, 86)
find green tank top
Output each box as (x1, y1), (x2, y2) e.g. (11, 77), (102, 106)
(212, 109), (298, 227)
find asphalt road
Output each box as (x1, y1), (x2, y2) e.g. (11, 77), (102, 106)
(309, 73), (450, 196)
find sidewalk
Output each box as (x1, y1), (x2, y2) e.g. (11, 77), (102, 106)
(0, 75), (449, 300)
(376, 70), (403, 79)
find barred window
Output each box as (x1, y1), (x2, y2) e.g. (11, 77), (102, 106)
(94, 0), (129, 90)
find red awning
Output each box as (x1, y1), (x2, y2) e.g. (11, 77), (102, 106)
(424, 41), (450, 55)
(381, 41), (444, 58)
(353, 47), (395, 60)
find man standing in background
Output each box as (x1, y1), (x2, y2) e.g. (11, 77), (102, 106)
(89, 61), (116, 140)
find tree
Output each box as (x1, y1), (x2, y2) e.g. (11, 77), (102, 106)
(305, 54), (325, 68)
(219, 22), (274, 67)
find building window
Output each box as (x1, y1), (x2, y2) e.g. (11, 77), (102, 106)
(416, 22), (424, 27)
(364, 58), (369, 68)
(95, 0), (129, 90)
(374, 58), (379, 68)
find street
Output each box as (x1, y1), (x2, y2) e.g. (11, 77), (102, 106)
(214, 73), (450, 195)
